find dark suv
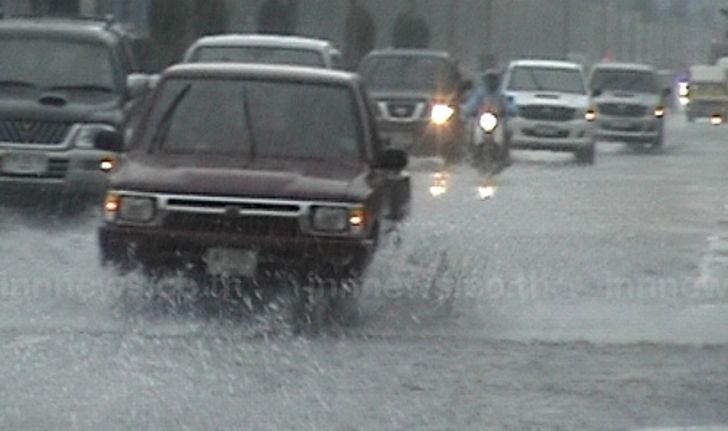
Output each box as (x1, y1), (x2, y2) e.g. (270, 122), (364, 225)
(0, 17), (150, 199)
(98, 64), (410, 315)
(358, 50), (469, 161)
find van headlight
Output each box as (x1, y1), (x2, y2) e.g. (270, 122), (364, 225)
(74, 124), (118, 148)
(311, 206), (366, 234)
(430, 104), (456, 125)
(479, 112), (499, 133)
(105, 194), (156, 223)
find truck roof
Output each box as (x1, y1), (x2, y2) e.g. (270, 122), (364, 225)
(188, 34), (334, 51)
(163, 63), (356, 86)
(690, 65), (727, 82)
(509, 59), (583, 71)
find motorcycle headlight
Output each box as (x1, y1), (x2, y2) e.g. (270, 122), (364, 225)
(311, 206), (366, 234)
(115, 195), (156, 223)
(430, 104), (456, 125)
(75, 124), (118, 149)
(479, 112), (499, 133)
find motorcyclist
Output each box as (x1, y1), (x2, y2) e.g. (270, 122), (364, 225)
(462, 69), (514, 169)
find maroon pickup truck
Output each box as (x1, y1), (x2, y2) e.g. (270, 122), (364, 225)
(95, 64), (410, 315)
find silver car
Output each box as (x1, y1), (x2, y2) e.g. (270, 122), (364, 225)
(503, 60), (596, 165)
(590, 63), (668, 149)
(183, 34), (342, 69)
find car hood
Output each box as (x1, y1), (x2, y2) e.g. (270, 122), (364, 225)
(110, 156), (374, 203)
(368, 89), (458, 103)
(594, 91), (661, 106)
(0, 96), (122, 125)
(506, 91), (590, 109)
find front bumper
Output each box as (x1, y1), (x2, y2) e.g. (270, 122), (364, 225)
(0, 147), (114, 196)
(99, 225), (376, 274)
(377, 119), (463, 156)
(595, 116), (662, 143)
(508, 117), (594, 151)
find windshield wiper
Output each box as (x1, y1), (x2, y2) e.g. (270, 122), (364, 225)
(46, 84), (115, 93)
(240, 86), (257, 162)
(151, 84), (192, 151)
(0, 79), (36, 89)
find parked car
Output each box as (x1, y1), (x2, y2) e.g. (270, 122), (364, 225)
(502, 59), (596, 165)
(97, 64), (411, 325)
(589, 63), (670, 150)
(0, 17), (151, 200)
(183, 34), (342, 69)
(358, 49), (470, 162)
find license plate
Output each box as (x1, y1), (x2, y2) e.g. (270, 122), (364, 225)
(612, 121), (636, 130)
(204, 248), (258, 277)
(533, 125), (560, 137)
(385, 132), (414, 149)
(2, 152), (47, 175)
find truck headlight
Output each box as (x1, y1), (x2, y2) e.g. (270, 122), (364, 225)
(584, 108), (597, 122)
(479, 112), (499, 133)
(106, 194), (156, 223)
(430, 104), (455, 125)
(311, 206), (366, 233)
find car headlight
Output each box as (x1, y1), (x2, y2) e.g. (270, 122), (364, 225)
(711, 114), (723, 126)
(105, 193), (156, 223)
(311, 206), (366, 234)
(74, 124), (118, 149)
(654, 106), (665, 118)
(479, 112), (499, 133)
(430, 104), (455, 125)
(584, 108), (597, 122)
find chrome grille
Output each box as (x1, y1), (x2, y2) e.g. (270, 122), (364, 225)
(519, 105), (575, 122)
(0, 120), (72, 145)
(597, 103), (648, 117)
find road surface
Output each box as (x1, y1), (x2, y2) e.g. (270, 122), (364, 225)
(0, 116), (726, 430)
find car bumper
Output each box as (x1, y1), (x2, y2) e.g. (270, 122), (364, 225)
(98, 225), (376, 274)
(0, 148), (114, 196)
(508, 117), (593, 151)
(595, 117), (662, 143)
(377, 119), (463, 155)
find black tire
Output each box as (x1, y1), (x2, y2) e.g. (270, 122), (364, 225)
(575, 144), (596, 165)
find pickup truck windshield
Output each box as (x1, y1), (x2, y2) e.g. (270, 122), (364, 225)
(0, 37), (116, 94)
(145, 78), (362, 162)
(361, 57), (458, 92)
(590, 70), (658, 93)
(191, 46), (325, 68)
(507, 66), (586, 94)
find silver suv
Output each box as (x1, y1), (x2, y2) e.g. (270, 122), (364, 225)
(590, 63), (668, 150)
(503, 60), (596, 165)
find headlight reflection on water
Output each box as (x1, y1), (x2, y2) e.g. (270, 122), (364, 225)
(429, 171), (450, 197)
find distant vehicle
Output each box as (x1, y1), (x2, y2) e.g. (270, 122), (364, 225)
(183, 34), (342, 69)
(502, 59), (596, 165)
(686, 65), (728, 125)
(0, 16), (151, 200)
(358, 49), (470, 162)
(589, 63), (669, 150)
(97, 64), (411, 325)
